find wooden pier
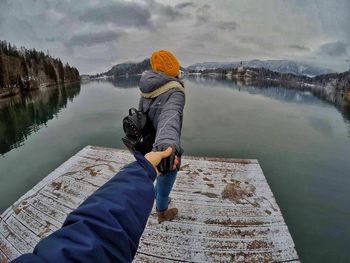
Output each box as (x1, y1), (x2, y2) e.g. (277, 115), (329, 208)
(0, 145), (299, 262)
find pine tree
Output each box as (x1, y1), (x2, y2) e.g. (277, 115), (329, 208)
(21, 57), (28, 76)
(0, 55), (5, 88)
(58, 59), (64, 83)
(44, 60), (57, 82)
(0, 40), (79, 94)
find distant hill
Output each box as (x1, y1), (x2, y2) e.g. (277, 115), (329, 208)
(105, 59), (151, 77)
(187, 59), (333, 76)
(92, 58), (186, 78)
(0, 40), (80, 98)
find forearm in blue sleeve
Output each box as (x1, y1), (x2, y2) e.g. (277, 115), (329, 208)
(12, 152), (157, 263)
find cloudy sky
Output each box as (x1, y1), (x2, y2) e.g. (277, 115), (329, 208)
(0, 0), (349, 74)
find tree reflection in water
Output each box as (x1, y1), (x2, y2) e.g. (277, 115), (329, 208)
(0, 83), (81, 155)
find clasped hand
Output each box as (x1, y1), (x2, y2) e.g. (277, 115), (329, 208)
(144, 147), (179, 176)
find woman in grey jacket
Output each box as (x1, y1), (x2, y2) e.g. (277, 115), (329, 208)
(138, 50), (185, 223)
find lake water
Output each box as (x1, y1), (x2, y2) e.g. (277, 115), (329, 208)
(1, 77), (350, 262)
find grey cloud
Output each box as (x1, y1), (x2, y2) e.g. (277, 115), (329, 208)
(78, 1), (190, 30)
(66, 31), (125, 47)
(195, 4), (238, 31)
(187, 31), (219, 43)
(318, 41), (348, 57)
(196, 5), (211, 24)
(44, 37), (63, 42)
(239, 36), (275, 50)
(0, 16), (38, 46)
(0, 0), (12, 16)
(79, 2), (152, 28)
(288, 44), (310, 51)
(1, 0), (350, 74)
(148, 0), (192, 25)
(156, 5), (184, 21)
(215, 21), (239, 31)
(175, 2), (195, 9)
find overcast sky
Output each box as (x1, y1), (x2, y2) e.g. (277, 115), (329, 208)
(0, 0), (349, 74)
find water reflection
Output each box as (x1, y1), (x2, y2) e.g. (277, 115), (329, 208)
(186, 76), (324, 105)
(186, 75), (350, 125)
(0, 83), (81, 155)
(102, 75), (350, 127)
(110, 76), (140, 88)
(106, 75), (347, 108)
(100, 74), (350, 136)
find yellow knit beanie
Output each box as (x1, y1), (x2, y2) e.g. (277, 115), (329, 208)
(150, 50), (180, 77)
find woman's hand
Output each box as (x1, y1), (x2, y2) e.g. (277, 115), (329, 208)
(145, 147), (173, 176)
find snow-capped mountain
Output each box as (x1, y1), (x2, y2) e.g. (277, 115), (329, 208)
(187, 60), (333, 76)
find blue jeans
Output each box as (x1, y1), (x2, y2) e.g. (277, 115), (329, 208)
(155, 170), (177, 212)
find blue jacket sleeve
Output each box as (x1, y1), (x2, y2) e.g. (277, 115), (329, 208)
(12, 152), (156, 263)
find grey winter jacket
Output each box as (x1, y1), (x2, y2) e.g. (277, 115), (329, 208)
(138, 71), (185, 154)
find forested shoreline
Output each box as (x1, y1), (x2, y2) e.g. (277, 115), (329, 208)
(0, 40), (80, 99)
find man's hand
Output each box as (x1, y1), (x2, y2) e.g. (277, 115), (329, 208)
(145, 147), (178, 176)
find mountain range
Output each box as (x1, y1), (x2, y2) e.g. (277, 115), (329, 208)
(93, 59), (333, 78)
(89, 57), (349, 106)
(93, 58), (186, 78)
(187, 59), (333, 76)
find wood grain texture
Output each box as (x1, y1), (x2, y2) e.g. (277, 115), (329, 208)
(0, 145), (299, 262)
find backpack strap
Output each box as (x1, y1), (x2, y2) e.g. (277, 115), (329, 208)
(140, 81), (185, 99)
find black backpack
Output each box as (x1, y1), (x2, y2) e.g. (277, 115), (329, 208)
(122, 108), (156, 155)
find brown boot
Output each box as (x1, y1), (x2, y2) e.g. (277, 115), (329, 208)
(157, 208), (178, 224)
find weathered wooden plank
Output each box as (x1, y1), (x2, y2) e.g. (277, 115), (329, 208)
(12, 209), (47, 237)
(4, 216), (39, 248)
(40, 187), (82, 209)
(0, 223), (32, 255)
(0, 145), (299, 262)
(168, 193), (280, 212)
(0, 251), (9, 263)
(144, 221), (289, 239)
(135, 241), (277, 263)
(13, 208), (57, 240)
(36, 193), (72, 215)
(136, 241), (297, 263)
(30, 197), (67, 224)
(45, 175), (99, 202)
(64, 169), (113, 188)
(0, 232), (20, 261)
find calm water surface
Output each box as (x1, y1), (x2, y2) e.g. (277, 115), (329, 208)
(0, 77), (350, 262)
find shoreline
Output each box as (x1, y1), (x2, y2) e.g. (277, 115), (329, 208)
(239, 76), (350, 104)
(0, 80), (81, 100)
(188, 71), (350, 104)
